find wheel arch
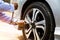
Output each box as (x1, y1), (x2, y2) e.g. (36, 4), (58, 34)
(21, 0), (56, 27)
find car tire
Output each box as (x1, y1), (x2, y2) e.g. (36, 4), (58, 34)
(22, 2), (55, 40)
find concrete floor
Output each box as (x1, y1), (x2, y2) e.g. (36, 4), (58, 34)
(0, 21), (23, 40)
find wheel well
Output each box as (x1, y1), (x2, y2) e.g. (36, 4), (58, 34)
(21, 0), (56, 27)
(21, 0), (45, 17)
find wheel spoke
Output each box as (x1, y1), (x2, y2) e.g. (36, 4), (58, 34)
(35, 29), (41, 40)
(26, 29), (33, 38)
(25, 15), (31, 23)
(35, 20), (45, 26)
(33, 29), (41, 40)
(32, 8), (36, 22)
(25, 17), (30, 24)
(34, 10), (40, 21)
(33, 29), (37, 40)
(25, 25), (32, 34)
(36, 26), (44, 30)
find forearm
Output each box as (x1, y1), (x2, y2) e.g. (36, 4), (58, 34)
(0, 2), (14, 12)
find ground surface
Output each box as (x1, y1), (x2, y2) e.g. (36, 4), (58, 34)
(0, 21), (24, 40)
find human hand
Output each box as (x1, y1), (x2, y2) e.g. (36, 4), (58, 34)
(12, 3), (18, 10)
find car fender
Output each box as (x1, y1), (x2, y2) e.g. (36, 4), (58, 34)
(46, 0), (60, 27)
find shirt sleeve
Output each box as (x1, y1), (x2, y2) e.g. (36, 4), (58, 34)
(0, 1), (14, 12)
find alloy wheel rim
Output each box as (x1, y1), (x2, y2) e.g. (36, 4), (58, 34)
(24, 8), (46, 40)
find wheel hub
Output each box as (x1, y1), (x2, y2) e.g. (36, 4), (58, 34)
(31, 23), (36, 29)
